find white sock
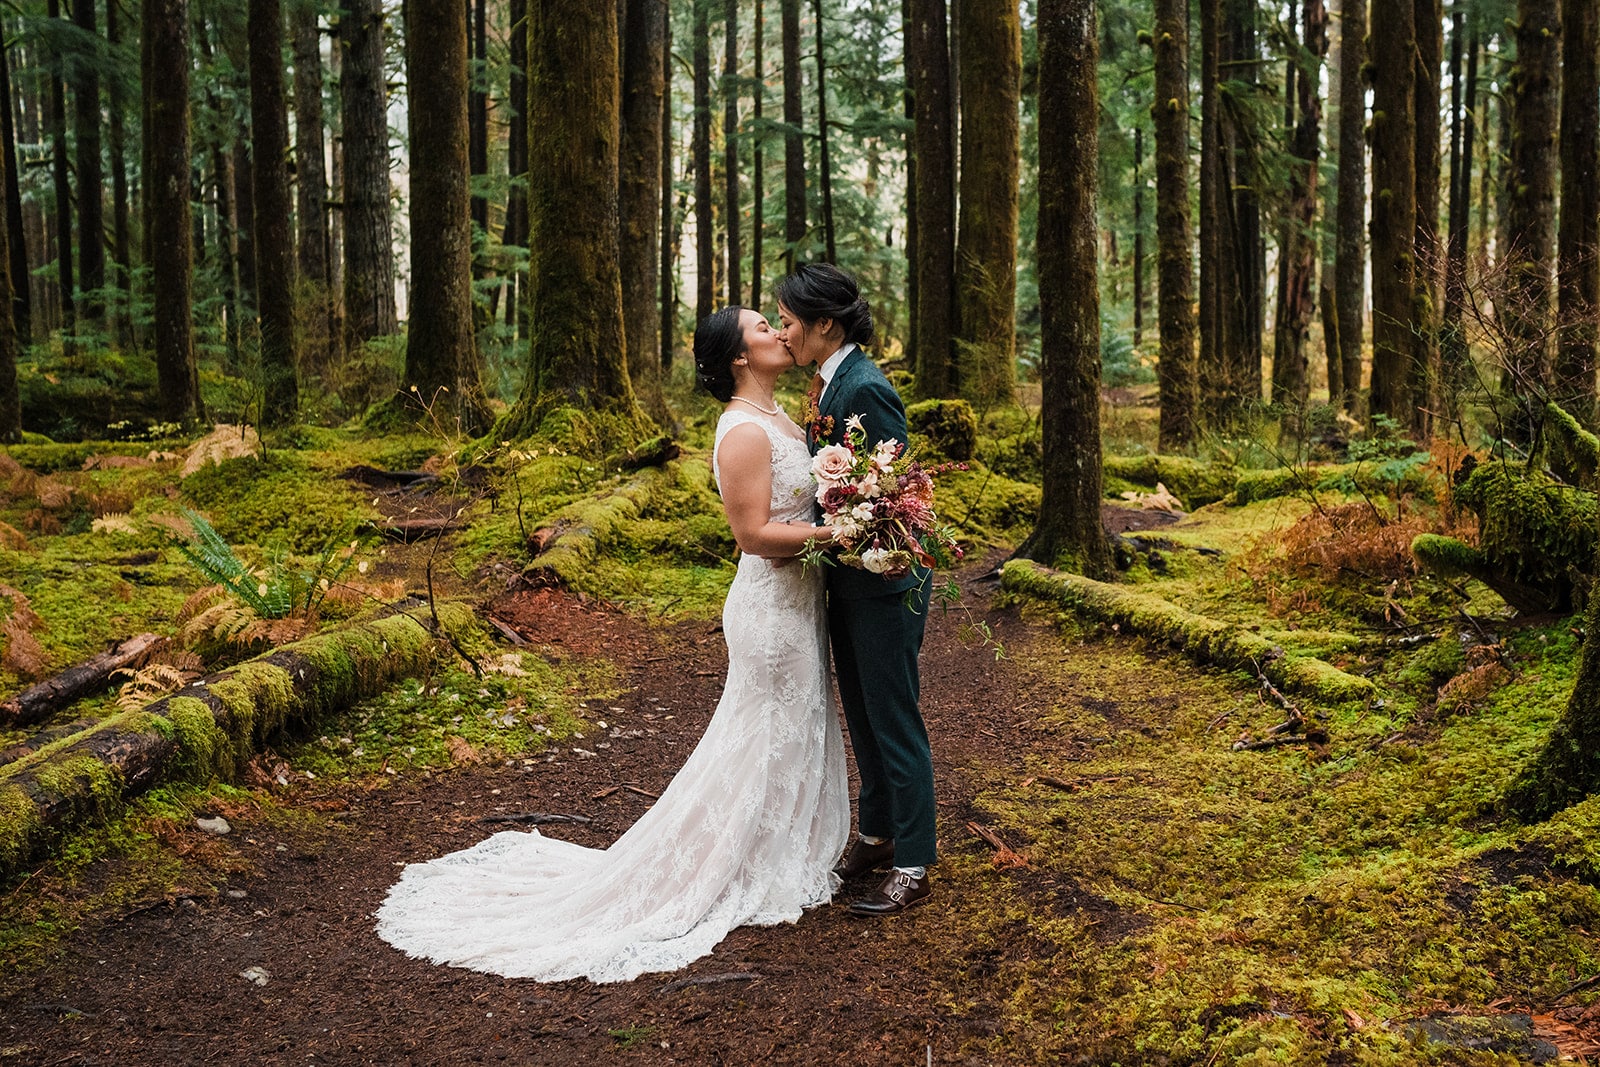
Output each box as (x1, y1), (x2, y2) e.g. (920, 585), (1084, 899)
(859, 834), (889, 846)
(894, 865), (926, 879)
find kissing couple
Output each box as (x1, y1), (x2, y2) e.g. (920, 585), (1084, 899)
(376, 263), (939, 983)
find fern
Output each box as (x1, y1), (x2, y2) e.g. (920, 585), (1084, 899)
(172, 509), (297, 618)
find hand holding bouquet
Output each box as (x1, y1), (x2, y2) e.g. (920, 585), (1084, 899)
(807, 413), (964, 579)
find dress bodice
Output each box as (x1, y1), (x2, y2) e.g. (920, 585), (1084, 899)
(713, 409), (815, 524)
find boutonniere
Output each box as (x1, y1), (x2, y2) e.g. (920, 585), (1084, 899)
(800, 382), (834, 442)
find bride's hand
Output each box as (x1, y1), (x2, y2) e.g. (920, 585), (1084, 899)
(768, 522), (832, 567)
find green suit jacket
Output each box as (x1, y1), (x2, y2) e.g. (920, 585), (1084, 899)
(812, 348), (926, 601)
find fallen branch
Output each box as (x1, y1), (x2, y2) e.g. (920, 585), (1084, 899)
(520, 465), (686, 589)
(1232, 735), (1313, 752)
(1001, 560), (1374, 704)
(657, 972), (760, 994)
(0, 633), (165, 727)
(0, 604), (478, 883)
(478, 812), (592, 826)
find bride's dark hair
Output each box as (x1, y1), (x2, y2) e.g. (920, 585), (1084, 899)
(693, 306), (746, 403)
(775, 263), (874, 346)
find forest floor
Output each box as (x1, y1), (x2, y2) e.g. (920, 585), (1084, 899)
(7, 402), (1600, 1063)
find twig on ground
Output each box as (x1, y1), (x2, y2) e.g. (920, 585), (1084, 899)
(1233, 735), (1312, 752)
(479, 812), (593, 826)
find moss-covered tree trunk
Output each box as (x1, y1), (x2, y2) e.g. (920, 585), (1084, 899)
(249, 0), (300, 427)
(292, 0), (335, 371)
(1333, 0), (1366, 412)
(908, 0), (956, 398)
(339, 0), (398, 349)
(1018, 0), (1111, 578)
(1270, 0), (1325, 421)
(953, 0), (1020, 407)
(1408, 0), (1442, 440)
(1556, 0), (1598, 425)
(620, 0), (668, 420)
(503, 0), (638, 430)
(1367, 0), (1415, 419)
(0, 84), (17, 444)
(71, 0), (104, 331)
(150, 0), (203, 423)
(1151, 0), (1197, 450)
(504, 0), (529, 339)
(780, 0), (804, 267)
(1500, 0), (1561, 440)
(401, 0), (490, 433)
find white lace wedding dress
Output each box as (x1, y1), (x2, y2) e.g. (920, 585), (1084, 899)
(374, 409), (848, 983)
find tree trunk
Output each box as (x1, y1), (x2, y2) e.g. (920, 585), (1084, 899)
(106, 0), (131, 347)
(620, 0), (666, 417)
(0, 67), (16, 443)
(469, 0), (488, 238)
(1224, 0), (1263, 410)
(1367, 0), (1416, 419)
(250, 0), (299, 426)
(503, 0), (528, 339)
(750, 0), (764, 307)
(812, 0), (835, 264)
(400, 0), (490, 432)
(340, 0), (398, 348)
(1334, 0), (1366, 411)
(902, 0), (918, 367)
(293, 0), (336, 371)
(1270, 0), (1326, 422)
(149, 0), (203, 422)
(72, 0), (105, 330)
(1133, 126), (1144, 352)
(0, 634), (164, 728)
(1556, 0), (1598, 424)
(692, 0), (713, 321)
(1151, 0), (1197, 450)
(953, 0), (1020, 406)
(1500, 0), (1561, 439)
(1018, 0), (1110, 578)
(0, 30), (28, 345)
(907, 0), (955, 397)
(48, 0), (74, 346)
(723, 0), (742, 302)
(504, 0), (637, 427)
(780, 0), (805, 265)
(1409, 0), (1442, 438)
(1442, 21), (1477, 408)
(1198, 0), (1226, 422)
(659, 0), (676, 371)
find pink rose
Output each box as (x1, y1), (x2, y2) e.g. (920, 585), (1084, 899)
(811, 444), (854, 486)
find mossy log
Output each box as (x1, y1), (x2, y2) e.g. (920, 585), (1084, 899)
(1410, 533), (1552, 614)
(1225, 457), (1434, 505)
(1001, 559), (1374, 704)
(906, 398), (978, 461)
(0, 604), (476, 882)
(1102, 455), (1238, 509)
(1545, 401), (1600, 484)
(524, 465), (672, 586)
(0, 633), (166, 727)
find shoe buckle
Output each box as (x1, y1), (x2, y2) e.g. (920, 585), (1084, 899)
(889, 888), (903, 901)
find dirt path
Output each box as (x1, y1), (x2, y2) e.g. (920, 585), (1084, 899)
(0, 565), (1198, 1066)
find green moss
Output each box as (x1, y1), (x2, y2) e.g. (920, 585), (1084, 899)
(180, 452), (376, 553)
(0, 785), (40, 874)
(1450, 460), (1595, 611)
(906, 398), (979, 461)
(33, 754), (123, 818)
(1103, 453), (1239, 509)
(1546, 400), (1600, 481)
(164, 696), (231, 781)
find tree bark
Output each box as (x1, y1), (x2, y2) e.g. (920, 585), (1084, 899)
(48, 0), (74, 345)
(234, 141), (258, 313)
(504, 0), (637, 427)
(401, 0), (490, 432)
(780, 0), (805, 265)
(659, 0), (676, 371)
(293, 0), (336, 370)
(692, 0), (713, 321)
(1557, 0), (1598, 424)
(1223, 0), (1262, 411)
(1019, 0), (1109, 576)
(620, 0), (667, 417)
(1334, 0), (1366, 410)
(1270, 0), (1326, 422)
(1151, 0), (1196, 450)
(469, 0), (488, 237)
(250, 0), (299, 426)
(149, 0), (202, 422)
(953, 0), (1020, 406)
(1442, 20), (1477, 408)
(723, 0), (742, 302)
(812, 0), (835, 264)
(1133, 125), (1144, 352)
(72, 0), (105, 330)
(106, 0), (131, 347)
(1198, 0), (1226, 422)
(750, 0), (764, 307)
(908, 0), (955, 397)
(1367, 0), (1416, 419)
(0, 30), (28, 345)
(1409, 0), (1442, 438)
(1499, 0), (1561, 439)
(0, 66), (16, 443)
(503, 0), (528, 338)
(0, 634), (164, 728)
(340, 0), (398, 348)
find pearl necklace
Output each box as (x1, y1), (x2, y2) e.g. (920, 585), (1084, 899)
(731, 395), (782, 416)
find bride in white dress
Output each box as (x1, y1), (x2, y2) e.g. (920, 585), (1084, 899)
(374, 307), (848, 983)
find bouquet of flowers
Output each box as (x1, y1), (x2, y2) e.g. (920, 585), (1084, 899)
(807, 413), (964, 579)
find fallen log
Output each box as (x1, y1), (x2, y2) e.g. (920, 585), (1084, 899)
(1001, 559), (1374, 704)
(0, 633), (166, 727)
(0, 603), (477, 883)
(0, 718), (97, 769)
(520, 464), (683, 588)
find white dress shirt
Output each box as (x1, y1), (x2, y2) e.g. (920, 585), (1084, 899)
(815, 343), (857, 408)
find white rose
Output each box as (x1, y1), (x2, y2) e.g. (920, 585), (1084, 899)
(811, 443), (854, 485)
(858, 469), (881, 499)
(860, 547), (891, 573)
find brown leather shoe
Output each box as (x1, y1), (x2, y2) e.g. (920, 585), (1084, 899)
(848, 869), (931, 916)
(832, 838), (897, 881)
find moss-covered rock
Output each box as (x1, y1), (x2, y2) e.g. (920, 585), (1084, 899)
(1102, 455), (1238, 509)
(905, 398), (978, 461)
(1001, 558), (1373, 704)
